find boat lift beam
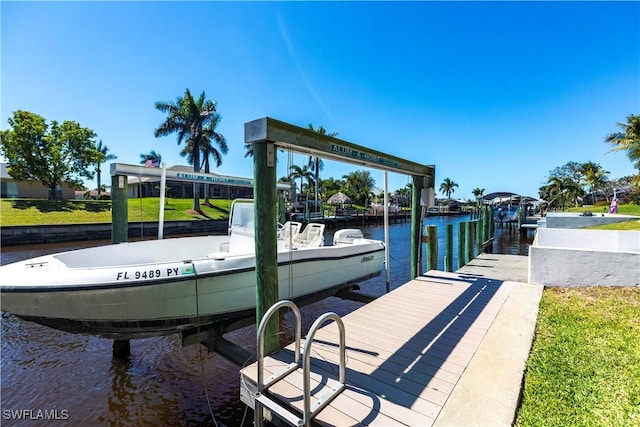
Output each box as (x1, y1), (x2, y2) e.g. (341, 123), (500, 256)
(245, 117), (435, 354)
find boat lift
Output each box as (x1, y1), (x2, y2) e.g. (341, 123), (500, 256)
(245, 117), (435, 425)
(245, 117), (435, 353)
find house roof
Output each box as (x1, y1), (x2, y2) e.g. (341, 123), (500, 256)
(127, 165), (204, 184)
(482, 192), (538, 203)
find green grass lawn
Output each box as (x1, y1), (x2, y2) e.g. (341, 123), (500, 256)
(586, 219), (640, 231)
(564, 203), (640, 230)
(515, 287), (640, 426)
(0, 198), (232, 226)
(566, 203), (640, 216)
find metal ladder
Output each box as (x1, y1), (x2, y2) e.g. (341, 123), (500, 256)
(254, 300), (346, 427)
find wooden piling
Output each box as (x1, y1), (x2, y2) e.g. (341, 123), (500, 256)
(253, 141), (279, 354)
(445, 223), (453, 272)
(476, 215), (483, 255)
(111, 175), (130, 358)
(458, 221), (467, 269)
(426, 225), (438, 271)
(466, 221), (475, 264)
(484, 207), (491, 243)
(111, 174), (128, 244)
(490, 206), (495, 238)
(410, 175), (424, 278)
(112, 339), (130, 359)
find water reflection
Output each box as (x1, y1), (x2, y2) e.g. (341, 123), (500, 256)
(0, 217), (532, 426)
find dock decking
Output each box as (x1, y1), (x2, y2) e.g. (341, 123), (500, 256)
(240, 254), (542, 426)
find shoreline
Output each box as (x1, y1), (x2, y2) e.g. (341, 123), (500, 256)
(0, 212), (415, 247)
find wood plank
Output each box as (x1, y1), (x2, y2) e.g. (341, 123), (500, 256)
(243, 358), (424, 426)
(240, 270), (516, 426)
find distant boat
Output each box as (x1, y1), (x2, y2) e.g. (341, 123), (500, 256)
(370, 203), (400, 214)
(0, 200), (385, 339)
(426, 206), (442, 216)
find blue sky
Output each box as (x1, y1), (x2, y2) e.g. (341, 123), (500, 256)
(2, 1), (638, 200)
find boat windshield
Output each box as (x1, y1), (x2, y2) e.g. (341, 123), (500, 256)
(230, 201), (254, 231)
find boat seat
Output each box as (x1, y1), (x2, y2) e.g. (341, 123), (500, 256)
(277, 221), (302, 247)
(292, 223), (325, 248)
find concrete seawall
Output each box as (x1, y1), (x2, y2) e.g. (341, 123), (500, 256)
(528, 228), (640, 287)
(542, 212), (638, 228)
(1, 220), (228, 246)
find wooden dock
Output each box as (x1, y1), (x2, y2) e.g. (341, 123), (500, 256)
(240, 254), (541, 426)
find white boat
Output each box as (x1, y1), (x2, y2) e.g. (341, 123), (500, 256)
(0, 200), (385, 339)
(370, 203), (400, 214)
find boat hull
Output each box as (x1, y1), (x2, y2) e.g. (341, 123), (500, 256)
(1, 236), (385, 339)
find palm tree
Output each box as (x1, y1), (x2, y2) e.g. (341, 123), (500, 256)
(320, 177), (344, 199)
(307, 124), (338, 203)
(139, 150), (162, 166)
(580, 161), (609, 204)
(394, 183), (413, 201)
(244, 142), (254, 158)
(546, 176), (566, 211)
(605, 114), (640, 187)
(472, 187), (485, 205)
(178, 130), (228, 205)
(288, 164), (315, 199)
(199, 115), (227, 205)
(154, 89), (226, 212)
(139, 150), (164, 199)
(544, 176), (582, 210)
(94, 140), (116, 198)
(439, 178), (459, 199)
(342, 170), (375, 206)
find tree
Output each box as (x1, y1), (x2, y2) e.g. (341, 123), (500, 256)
(542, 176), (569, 211)
(342, 170), (375, 206)
(580, 161), (609, 204)
(244, 141), (254, 158)
(95, 140), (116, 198)
(545, 161), (586, 207)
(139, 150), (162, 166)
(320, 176), (345, 200)
(472, 187), (485, 205)
(307, 124), (338, 203)
(605, 114), (640, 187)
(154, 89), (227, 212)
(540, 173), (583, 211)
(0, 110), (98, 199)
(197, 114), (227, 205)
(394, 183), (413, 200)
(288, 164), (315, 198)
(439, 178), (459, 199)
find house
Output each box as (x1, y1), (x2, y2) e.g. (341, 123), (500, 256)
(1, 163), (76, 199)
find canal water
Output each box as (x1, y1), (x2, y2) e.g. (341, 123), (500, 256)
(0, 217), (533, 426)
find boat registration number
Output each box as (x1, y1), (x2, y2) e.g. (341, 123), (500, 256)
(115, 266), (194, 281)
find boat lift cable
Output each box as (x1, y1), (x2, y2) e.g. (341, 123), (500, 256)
(138, 177), (144, 238)
(287, 148), (295, 300)
(190, 262), (220, 427)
